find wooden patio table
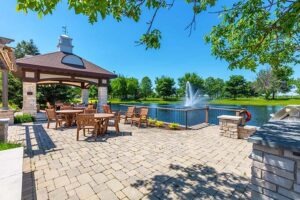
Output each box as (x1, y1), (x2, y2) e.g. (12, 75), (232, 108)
(94, 113), (115, 136)
(56, 110), (83, 127)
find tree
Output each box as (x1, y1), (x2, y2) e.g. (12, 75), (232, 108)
(37, 85), (80, 105)
(204, 77), (224, 99)
(14, 39), (39, 58)
(126, 77), (139, 99)
(225, 75), (247, 99)
(272, 66), (294, 94)
(178, 73), (204, 97)
(17, 1), (299, 70)
(294, 78), (300, 95)
(140, 76), (153, 99)
(254, 69), (279, 99)
(155, 76), (176, 99)
(110, 76), (127, 100)
(89, 85), (98, 99)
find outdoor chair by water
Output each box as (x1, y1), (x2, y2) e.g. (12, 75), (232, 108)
(76, 114), (99, 141)
(45, 108), (66, 129)
(131, 108), (149, 128)
(120, 106), (135, 124)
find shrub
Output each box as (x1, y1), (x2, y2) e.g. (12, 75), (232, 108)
(168, 123), (180, 130)
(155, 121), (164, 128)
(148, 118), (157, 125)
(14, 114), (35, 124)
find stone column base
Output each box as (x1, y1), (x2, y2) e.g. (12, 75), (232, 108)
(0, 110), (14, 125)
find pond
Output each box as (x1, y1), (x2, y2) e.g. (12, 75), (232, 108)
(111, 103), (283, 127)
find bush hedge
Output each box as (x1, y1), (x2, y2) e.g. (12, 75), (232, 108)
(14, 114), (35, 124)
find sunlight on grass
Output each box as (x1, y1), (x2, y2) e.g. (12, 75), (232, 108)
(0, 142), (21, 151)
(210, 98), (300, 106)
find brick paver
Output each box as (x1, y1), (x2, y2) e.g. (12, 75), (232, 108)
(8, 122), (252, 199)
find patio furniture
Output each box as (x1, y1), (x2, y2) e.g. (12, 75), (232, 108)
(76, 114), (100, 141)
(106, 112), (121, 133)
(46, 102), (53, 109)
(56, 110), (83, 127)
(131, 108), (149, 128)
(84, 109), (97, 114)
(45, 109), (66, 129)
(120, 106), (135, 124)
(87, 104), (94, 109)
(94, 113), (115, 138)
(60, 105), (73, 110)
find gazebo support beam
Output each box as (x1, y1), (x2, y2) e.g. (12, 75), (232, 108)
(1, 70), (8, 110)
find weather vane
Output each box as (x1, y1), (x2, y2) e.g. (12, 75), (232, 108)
(62, 26), (68, 35)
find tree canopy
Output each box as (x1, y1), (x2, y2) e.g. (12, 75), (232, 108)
(178, 73), (204, 96)
(140, 76), (153, 98)
(155, 76), (176, 99)
(204, 77), (224, 99)
(225, 75), (248, 99)
(16, 0), (299, 70)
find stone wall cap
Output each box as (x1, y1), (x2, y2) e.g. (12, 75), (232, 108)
(0, 118), (10, 123)
(217, 115), (242, 120)
(248, 120), (300, 152)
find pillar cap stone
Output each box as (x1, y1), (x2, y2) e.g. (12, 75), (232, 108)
(0, 118), (10, 124)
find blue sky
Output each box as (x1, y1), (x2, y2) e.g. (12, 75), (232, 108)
(1, 1), (299, 83)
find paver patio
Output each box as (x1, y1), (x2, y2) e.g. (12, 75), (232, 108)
(8, 122), (252, 200)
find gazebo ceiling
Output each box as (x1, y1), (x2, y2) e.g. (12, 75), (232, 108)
(15, 35), (117, 88)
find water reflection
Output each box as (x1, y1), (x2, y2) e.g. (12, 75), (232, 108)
(111, 103), (283, 127)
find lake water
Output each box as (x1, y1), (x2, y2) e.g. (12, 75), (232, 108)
(111, 103), (283, 127)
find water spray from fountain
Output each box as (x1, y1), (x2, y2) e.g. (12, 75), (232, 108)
(184, 81), (202, 107)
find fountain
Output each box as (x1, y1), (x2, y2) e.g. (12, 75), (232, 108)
(184, 81), (202, 107)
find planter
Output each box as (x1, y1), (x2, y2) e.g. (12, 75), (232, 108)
(0, 147), (23, 200)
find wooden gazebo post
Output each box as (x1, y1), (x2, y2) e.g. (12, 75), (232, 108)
(0, 37), (16, 125)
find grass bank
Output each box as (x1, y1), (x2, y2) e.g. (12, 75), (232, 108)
(210, 98), (300, 106)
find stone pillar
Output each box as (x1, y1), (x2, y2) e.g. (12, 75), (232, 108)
(1, 70), (8, 110)
(22, 82), (37, 116)
(250, 144), (300, 199)
(218, 115), (242, 139)
(0, 118), (9, 142)
(81, 88), (89, 105)
(97, 86), (107, 112)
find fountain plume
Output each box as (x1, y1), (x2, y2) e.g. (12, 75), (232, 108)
(184, 81), (201, 107)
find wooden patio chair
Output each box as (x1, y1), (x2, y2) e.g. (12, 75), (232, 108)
(76, 114), (99, 141)
(84, 108), (97, 114)
(87, 104), (94, 109)
(45, 109), (65, 129)
(131, 108), (149, 128)
(106, 112), (120, 134)
(120, 106), (135, 124)
(46, 102), (53, 109)
(61, 105), (73, 110)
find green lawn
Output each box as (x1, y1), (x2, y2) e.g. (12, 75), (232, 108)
(0, 142), (21, 151)
(210, 98), (300, 106)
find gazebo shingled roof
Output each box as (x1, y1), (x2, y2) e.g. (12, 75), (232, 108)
(15, 35), (117, 88)
(16, 51), (116, 79)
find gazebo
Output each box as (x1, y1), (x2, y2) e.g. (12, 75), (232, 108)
(16, 35), (117, 116)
